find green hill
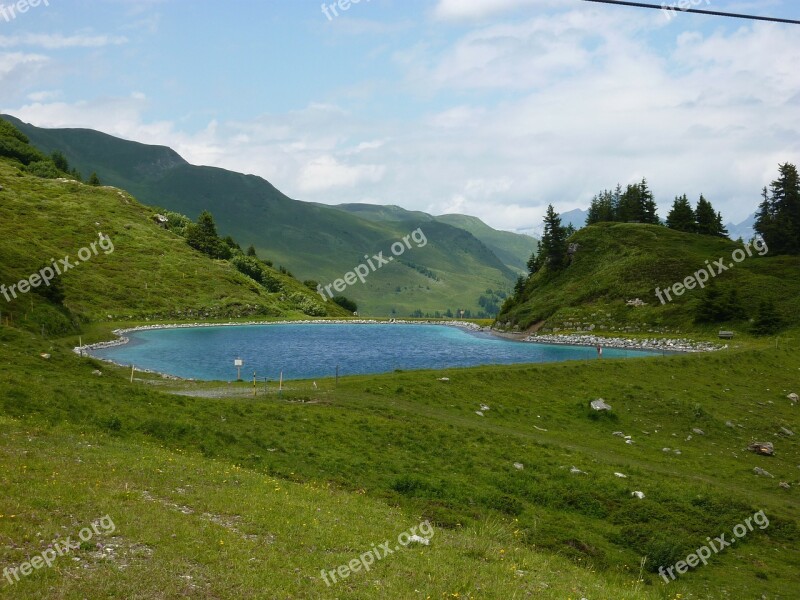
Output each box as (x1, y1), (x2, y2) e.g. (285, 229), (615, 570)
(0, 132), (347, 334)
(1, 115), (526, 317)
(435, 213), (536, 274)
(332, 204), (537, 275)
(2, 120), (800, 599)
(498, 222), (800, 333)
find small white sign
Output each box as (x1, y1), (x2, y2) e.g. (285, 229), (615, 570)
(234, 359), (243, 367)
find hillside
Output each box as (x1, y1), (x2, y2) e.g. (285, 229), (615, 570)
(498, 222), (800, 333)
(1, 115), (525, 317)
(2, 123), (799, 598)
(333, 204), (537, 275)
(2, 317), (800, 598)
(0, 142), (348, 334)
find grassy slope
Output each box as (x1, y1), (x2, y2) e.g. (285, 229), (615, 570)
(2, 116), (519, 317)
(435, 213), (537, 275)
(333, 204), (538, 275)
(0, 157), (347, 328)
(500, 222), (800, 332)
(1, 323), (799, 599)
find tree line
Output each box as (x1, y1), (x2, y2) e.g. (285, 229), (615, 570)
(586, 179), (727, 237)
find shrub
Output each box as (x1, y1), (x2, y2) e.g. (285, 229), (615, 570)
(25, 160), (60, 179)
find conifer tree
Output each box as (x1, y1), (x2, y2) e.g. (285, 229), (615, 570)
(666, 194), (695, 232)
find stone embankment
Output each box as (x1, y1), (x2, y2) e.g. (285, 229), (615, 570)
(522, 333), (723, 353)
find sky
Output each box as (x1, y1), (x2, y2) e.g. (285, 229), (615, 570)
(1, 0), (799, 233)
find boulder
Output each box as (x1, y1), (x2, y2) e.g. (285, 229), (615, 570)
(692, 428), (705, 435)
(779, 482), (791, 489)
(631, 491), (645, 499)
(590, 399), (612, 411)
(513, 463), (524, 470)
(753, 467), (773, 478)
(788, 393), (798, 404)
(748, 442), (774, 456)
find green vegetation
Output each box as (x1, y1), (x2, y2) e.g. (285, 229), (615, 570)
(500, 222), (800, 332)
(1, 320), (799, 598)
(586, 180), (660, 226)
(755, 163), (800, 255)
(2, 116), (539, 318)
(2, 114), (799, 599)
(0, 130), (347, 333)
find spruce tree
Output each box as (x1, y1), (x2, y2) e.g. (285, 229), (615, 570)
(539, 204), (568, 270)
(586, 190), (615, 225)
(186, 210), (231, 259)
(771, 163), (800, 254)
(666, 194), (696, 232)
(752, 300), (783, 335)
(755, 164), (800, 254)
(639, 179), (659, 224)
(695, 195), (718, 235)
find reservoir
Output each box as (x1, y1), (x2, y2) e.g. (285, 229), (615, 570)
(89, 323), (661, 381)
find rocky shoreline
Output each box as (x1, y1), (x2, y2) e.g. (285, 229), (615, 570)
(521, 333), (724, 353)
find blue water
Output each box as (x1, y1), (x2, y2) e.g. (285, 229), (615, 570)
(89, 323), (661, 381)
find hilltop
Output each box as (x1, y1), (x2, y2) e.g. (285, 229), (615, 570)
(0, 127), (348, 335)
(499, 222), (800, 334)
(1, 115), (536, 317)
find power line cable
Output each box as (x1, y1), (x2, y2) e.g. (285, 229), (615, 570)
(582, 0), (800, 25)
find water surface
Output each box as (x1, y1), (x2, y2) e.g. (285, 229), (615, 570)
(90, 323), (660, 381)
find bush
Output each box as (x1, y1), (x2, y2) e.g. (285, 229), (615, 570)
(24, 160), (60, 179)
(289, 293), (326, 317)
(332, 295), (357, 313)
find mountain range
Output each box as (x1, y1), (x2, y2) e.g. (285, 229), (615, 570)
(2, 115), (535, 317)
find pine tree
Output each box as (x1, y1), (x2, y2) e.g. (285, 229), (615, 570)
(714, 211), (729, 238)
(755, 164), (800, 255)
(771, 163), (800, 254)
(639, 179), (659, 224)
(611, 184), (622, 220)
(88, 172), (101, 186)
(666, 194), (696, 232)
(586, 190), (615, 225)
(513, 275), (526, 298)
(617, 184), (641, 222)
(527, 249), (538, 275)
(752, 300), (783, 335)
(186, 210), (231, 259)
(695, 285), (725, 323)
(246, 245), (257, 257)
(695, 195), (718, 235)
(51, 151), (69, 172)
(539, 204), (568, 270)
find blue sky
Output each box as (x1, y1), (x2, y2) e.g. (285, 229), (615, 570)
(2, 0), (799, 232)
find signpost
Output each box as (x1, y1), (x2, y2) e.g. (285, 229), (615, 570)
(234, 358), (243, 381)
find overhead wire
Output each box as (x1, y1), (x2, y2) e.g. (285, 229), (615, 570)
(582, 0), (800, 25)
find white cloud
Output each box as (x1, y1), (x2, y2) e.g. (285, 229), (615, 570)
(433, 0), (561, 21)
(297, 155), (386, 193)
(2, 6), (798, 232)
(0, 33), (128, 49)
